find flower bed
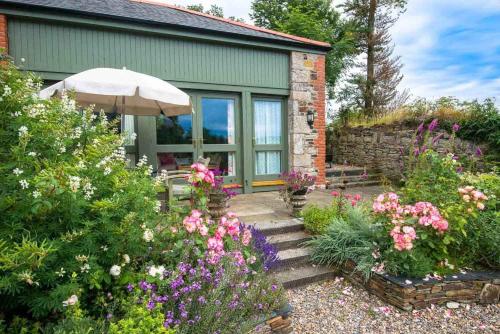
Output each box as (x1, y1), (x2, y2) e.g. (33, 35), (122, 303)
(306, 120), (499, 312)
(341, 260), (500, 311)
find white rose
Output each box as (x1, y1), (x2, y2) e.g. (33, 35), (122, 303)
(143, 229), (154, 242)
(62, 294), (78, 307)
(122, 254), (130, 264)
(109, 265), (121, 277)
(148, 265), (165, 278)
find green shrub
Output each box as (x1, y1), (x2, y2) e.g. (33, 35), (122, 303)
(109, 305), (175, 334)
(305, 205), (378, 279)
(458, 173), (500, 269)
(301, 204), (339, 234)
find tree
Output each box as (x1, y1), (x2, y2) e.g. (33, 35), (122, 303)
(186, 3), (245, 22)
(340, 0), (408, 117)
(251, 0), (358, 96)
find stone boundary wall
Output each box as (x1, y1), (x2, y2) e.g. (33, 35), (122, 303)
(341, 261), (500, 311)
(331, 124), (485, 180)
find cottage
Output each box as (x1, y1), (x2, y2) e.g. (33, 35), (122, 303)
(0, 0), (330, 193)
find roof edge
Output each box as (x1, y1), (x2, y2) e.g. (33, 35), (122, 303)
(131, 0), (331, 49)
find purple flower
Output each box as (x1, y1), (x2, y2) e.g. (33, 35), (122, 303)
(414, 147), (420, 157)
(475, 147), (483, 156)
(146, 300), (156, 310)
(416, 122), (425, 134)
(126, 283), (134, 292)
(452, 123), (460, 132)
(106, 313), (113, 320)
(197, 296), (206, 304)
(271, 284), (278, 292)
(456, 166), (464, 173)
(428, 119), (439, 132)
(248, 225), (279, 271)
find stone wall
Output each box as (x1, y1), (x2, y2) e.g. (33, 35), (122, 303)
(331, 124), (485, 180)
(288, 51), (326, 186)
(342, 261), (500, 311)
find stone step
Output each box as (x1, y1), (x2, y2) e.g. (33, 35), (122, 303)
(274, 265), (336, 289)
(268, 231), (312, 251)
(330, 173), (380, 183)
(325, 167), (366, 177)
(274, 247), (312, 270)
(328, 180), (381, 189)
(245, 218), (305, 236)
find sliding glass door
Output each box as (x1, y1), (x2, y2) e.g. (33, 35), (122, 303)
(154, 92), (241, 187)
(252, 98), (286, 185)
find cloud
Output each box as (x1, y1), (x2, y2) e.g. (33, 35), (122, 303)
(391, 0), (500, 103)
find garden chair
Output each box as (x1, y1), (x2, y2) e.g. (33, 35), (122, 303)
(157, 157), (210, 211)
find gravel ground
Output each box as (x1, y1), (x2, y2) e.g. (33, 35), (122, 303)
(254, 278), (500, 334)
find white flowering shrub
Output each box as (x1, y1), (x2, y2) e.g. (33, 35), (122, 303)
(0, 58), (165, 320)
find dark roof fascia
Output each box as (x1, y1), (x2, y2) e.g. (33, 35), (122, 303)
(0, 2), (331, 54)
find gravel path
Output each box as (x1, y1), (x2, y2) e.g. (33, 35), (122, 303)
(254, 277), (499, 334)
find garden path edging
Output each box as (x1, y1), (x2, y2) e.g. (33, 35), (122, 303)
(340, 260), (500, 311)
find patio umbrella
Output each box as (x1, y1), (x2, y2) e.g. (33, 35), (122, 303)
(39, 68), (192, 116)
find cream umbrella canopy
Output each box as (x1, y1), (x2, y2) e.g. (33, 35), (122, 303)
(39, 68), (192, 116)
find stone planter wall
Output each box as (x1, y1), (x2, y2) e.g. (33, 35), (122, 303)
(341, 261), (500, 311)
(331, 124), (486, 181)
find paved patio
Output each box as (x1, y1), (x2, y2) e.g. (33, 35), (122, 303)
(230, 185), (384, 223)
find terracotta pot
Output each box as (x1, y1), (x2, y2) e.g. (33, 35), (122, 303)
(290, 188), (308, 217)
(208, 192), (228, 219)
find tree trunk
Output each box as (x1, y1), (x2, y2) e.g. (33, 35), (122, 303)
(365, 0), (377, 116)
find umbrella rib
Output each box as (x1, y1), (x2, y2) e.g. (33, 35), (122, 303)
(155, 100), (166, 115)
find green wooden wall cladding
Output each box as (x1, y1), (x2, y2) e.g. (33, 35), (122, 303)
(8, 18), (290, 90)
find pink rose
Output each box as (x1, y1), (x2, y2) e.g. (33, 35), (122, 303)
(215, 226), (226, 239)
(242, 228), (252, 246)
(198, 224), (208, 236)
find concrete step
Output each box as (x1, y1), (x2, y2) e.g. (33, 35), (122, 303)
(328, 180), (381, 189)
(274, 247), (312, 269)
(268, 231), (312, 251)
(245, 218), (305, 236)
(274, 265), (336, 289)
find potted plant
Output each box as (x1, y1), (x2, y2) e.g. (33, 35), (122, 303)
(279, 170), (316, 216)
(208, 169), (238, 219)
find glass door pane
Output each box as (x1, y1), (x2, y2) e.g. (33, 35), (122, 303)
(155, 104), (195, 173)
(253, 99), (284, 179)
(200, 96), (240, 185)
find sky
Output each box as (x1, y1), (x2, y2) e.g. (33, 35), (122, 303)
(163, 0), (500, 103)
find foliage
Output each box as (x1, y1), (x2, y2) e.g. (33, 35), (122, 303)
(338, 0), (408, 116)
(301, 191), (362, 234)
(186, 3), (245, 22)
(109, 305), (175, 334)
(0, 58), (164, 321)
(305, 205), (378, 280)
(449, 173), (500, 269)
(0, 59), (286, 331)
(308, 144), (497, 278)
(250, 0), (358, 96)
(301, 205), (339, 235)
